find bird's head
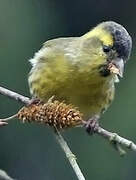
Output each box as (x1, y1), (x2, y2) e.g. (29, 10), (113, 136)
(83, 21), (132, 79)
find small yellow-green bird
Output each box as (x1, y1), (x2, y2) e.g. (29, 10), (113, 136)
(28, 21), (132, 133)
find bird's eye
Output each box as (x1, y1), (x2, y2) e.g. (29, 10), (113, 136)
(103, 45), (111, 53)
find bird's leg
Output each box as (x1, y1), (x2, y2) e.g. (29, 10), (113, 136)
(83, 115), (100, 135)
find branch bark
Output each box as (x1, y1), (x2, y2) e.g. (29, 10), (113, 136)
(97, 127), (136, 152)
(55, 128), (85, 180)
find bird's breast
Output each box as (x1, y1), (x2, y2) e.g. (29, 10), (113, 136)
(29, 61), (115, 119)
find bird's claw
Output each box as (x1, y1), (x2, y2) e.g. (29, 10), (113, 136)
(28, 98), (42, 106)
(83, 115), (99, 135)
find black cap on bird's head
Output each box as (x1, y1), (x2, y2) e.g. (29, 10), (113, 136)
(99, 21), (132, 78)
(103, 21), (132, 61)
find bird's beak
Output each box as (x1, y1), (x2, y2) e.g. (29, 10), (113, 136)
(108, 58), (124, 77)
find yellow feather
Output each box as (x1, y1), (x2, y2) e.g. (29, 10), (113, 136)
(29, 53), (115, 119)
(83, 27), (113, 46)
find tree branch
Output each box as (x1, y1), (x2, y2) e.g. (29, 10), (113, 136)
(0, 86), (30, 104)
(0, 86), (136, 179)
(55, 128), (85, 180)
(0, 86), (136, 153)
(97, 127), (136, 152)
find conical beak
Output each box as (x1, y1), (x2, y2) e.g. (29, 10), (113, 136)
(108, 58), (124, 78)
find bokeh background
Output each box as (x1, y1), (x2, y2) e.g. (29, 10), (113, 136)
(0, 0), (136, 180)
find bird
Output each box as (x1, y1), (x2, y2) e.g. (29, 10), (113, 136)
(28, 21), (132, 133)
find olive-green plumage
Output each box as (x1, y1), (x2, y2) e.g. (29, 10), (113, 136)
(28, 21), (132, 119)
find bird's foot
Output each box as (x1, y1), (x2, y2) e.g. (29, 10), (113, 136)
(28, 96), (55, 106)
(28, 98), (43, 106)
(83, 115), (100, 135)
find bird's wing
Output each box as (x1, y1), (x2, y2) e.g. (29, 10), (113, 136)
(29, 37), (78, 67)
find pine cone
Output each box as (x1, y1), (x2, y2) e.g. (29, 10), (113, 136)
(17, 101), (83, 129)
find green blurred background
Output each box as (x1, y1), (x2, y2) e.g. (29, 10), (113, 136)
(0, 0), (136, 179)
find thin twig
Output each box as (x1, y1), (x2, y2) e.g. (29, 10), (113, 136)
(55, 128), (85, 180)
(0, 86), (86, 180)
(97, 127), (136, 151)
(0, 114), (17, 121)
(0, 86), (30, 104)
